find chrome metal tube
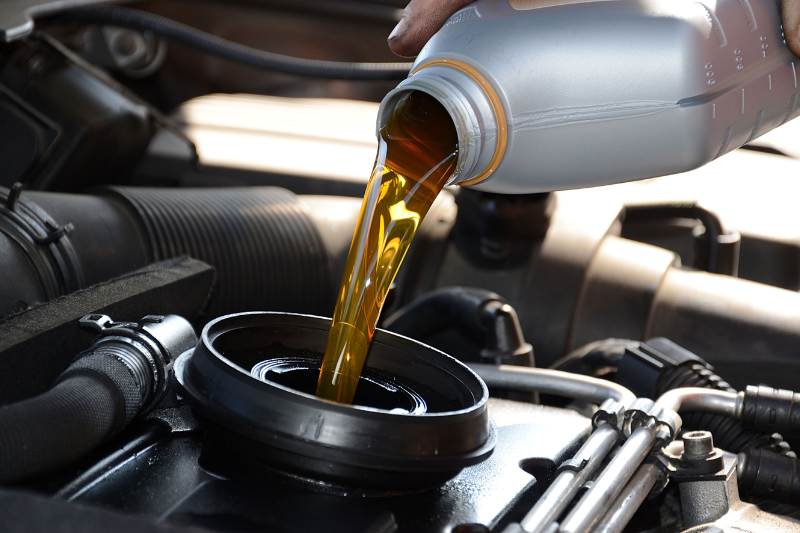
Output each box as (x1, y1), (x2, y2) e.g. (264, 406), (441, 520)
(558, 427), (656, 533)
(468, 364), (636, 407)
(655, 388), (743, 419)
(591, 464), (659, 533)
(520, 425), (621, 533)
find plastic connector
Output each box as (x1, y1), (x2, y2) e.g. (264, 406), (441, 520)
(739, 448), (800, 504)
(614, 337), (707, 398)
(742, 385), (800, 437)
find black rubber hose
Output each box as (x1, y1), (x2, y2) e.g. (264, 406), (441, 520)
(553, 338), (789, 454)
(382, 287), (533, 365)
(52, 6), (413, 80)
(104, 186), (333, 318)
(655, 363), (788, 454)
(623, 203), (723, 273)
(0, 348), (148, 484)
(741, 386), (800, 438)
(739, 448), (800, 505)
(3, 186), (335, 320)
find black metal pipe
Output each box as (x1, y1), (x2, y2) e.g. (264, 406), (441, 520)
(623, 203), (724, 273)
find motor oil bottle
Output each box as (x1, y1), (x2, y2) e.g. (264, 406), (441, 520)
(317, 0), (799, 403)
(377, 0), (800, 194)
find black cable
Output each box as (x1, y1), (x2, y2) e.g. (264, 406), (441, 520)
(51, 6), (413, 80)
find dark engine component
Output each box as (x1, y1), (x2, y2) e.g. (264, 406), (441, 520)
(0, 34), (156, 191)
(0, 256), (213, 404)
(739, 448), (800, 505)
(394, 189), (800, 392)
(0, 313), (196, 483)
(558, 337), (792, 455)
(383, 286), (533, 366)
(176, 312), (496, 490)
(0, 185), (335, 320)
(18, 396), (588, 533)
(0, 183), (86, 316)
(3, 3), (800, 533)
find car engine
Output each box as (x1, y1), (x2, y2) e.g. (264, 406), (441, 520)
(3, 2), (800, 533)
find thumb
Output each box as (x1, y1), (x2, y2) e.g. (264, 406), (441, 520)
(784, 0), (800, 57)
(388, 0), (477, 58)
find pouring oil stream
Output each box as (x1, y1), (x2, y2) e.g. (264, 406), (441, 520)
(316, 91), (458, 403)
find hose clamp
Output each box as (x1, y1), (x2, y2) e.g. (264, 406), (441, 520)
(556, 457), (589, 475)
(0, 183), (84, 302)
(79, 313), (197, 409)
(592, 398), (625, 430)
(624, 398), (681, 447)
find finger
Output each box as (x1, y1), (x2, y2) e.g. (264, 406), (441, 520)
(785, 0), (800, 57)
(388, 0), (477, 57)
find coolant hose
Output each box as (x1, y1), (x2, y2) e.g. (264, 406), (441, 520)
(0, 314), (196, 484)
(52, 6), (413, 80)
(0, 366), (132, 483)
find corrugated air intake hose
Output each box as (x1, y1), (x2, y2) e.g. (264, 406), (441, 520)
(1, 185), (336, 320)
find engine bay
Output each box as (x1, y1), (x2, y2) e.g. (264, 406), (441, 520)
(3, 2), (800, 533)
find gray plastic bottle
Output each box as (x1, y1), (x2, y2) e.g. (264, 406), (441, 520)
(377, 0), (800, 194)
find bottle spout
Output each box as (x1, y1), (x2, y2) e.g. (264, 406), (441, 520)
(377, 59), (506, 187)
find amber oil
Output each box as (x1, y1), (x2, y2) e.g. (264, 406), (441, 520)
(316, 91), (459, 403)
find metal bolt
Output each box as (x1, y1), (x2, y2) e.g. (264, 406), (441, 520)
(682, 431), (714, 459)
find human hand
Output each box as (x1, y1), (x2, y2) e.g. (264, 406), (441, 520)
(786, 1), (800, 57)
(388, 0), (800, 58)
(388, 0), (476, 57)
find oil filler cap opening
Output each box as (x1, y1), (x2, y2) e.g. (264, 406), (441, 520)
(175, 311), (496, 490)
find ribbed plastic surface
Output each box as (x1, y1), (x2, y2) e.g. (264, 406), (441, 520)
(107, 187), (332, 317)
